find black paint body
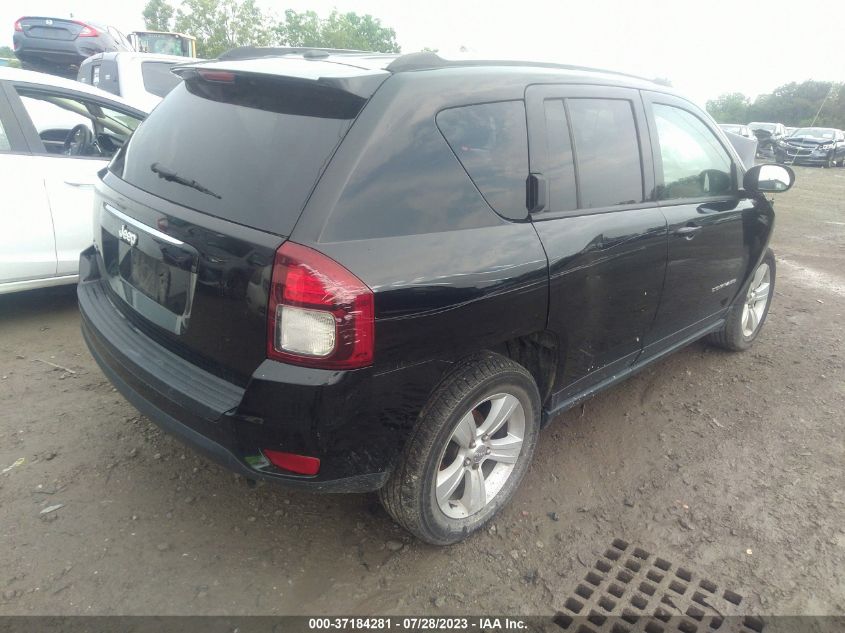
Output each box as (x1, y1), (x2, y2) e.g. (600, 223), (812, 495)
(78, 61), (776, 491)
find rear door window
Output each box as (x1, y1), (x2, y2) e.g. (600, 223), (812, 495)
(567, 98), (643, 208)
(542, 99), (577, 212)
(141, 62), (182, 97)
(437, 101), (528, 220)
(113, 73), (366, 235)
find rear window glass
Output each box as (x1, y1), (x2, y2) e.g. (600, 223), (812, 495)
(568, 98), (643, 208)
(141, 62), (182, 98)
(113, 74), (364, 235)
(437, 101), (528, 220)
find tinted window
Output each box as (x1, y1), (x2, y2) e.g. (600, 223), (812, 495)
(543, 99), (577, 212)
(141, 62), (182, 98)
(653, 104), (732, 200)
(568, 98), (643, 208)
(114, 75), (364, 234)
(437, 101), (528, 220)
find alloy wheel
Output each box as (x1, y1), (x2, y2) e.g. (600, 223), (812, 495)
(435, 393), (526, 519)
(741, 262), (771, 338)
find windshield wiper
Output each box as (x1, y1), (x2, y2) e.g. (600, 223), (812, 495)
(150, 162), (221, 199)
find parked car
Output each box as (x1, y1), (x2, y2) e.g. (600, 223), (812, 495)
(13, 16), (132, 78)
(0, 67), (147, 294)
(78, 52), (195, 111)
(77, 50), (794, 544)
(748, 121), (787, 160)
(719, 123), (756, 139)
(775, 127), (845, 167)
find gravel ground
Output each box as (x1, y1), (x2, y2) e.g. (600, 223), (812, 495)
(0, 165), (843, 617)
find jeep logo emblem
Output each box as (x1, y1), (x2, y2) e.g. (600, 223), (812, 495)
(118, 225), (138, 248)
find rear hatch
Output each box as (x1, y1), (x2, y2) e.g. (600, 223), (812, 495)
(96, 57), (388, 384)
(18, 17), (86, 41)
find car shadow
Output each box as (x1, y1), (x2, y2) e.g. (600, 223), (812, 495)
(0, 285), (78, 323)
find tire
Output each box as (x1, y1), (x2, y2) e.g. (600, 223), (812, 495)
(707, 249), (776, 352)
(379, 352), (541, 545)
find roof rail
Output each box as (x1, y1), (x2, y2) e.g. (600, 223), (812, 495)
(218, 46), (376, 61)
(385, 51), (654, 83)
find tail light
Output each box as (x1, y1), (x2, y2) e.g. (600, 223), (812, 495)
(267, 242), (374, 370)
(74, 21), (98, 37)
(14, 18), (23, 32)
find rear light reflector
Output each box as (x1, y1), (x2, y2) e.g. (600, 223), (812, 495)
(198, 69), (236, 83)
(74, 21), (98, 37)
(278, 306), (336, 357)
(14, 18), (23, 32)
(263, 450), (320, 476)
(267, 241), (374, 369)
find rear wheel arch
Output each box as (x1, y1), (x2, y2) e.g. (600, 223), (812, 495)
(378, 350), (542, 543)
(495, 331), (560, 406)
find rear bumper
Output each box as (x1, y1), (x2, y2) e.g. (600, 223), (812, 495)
(13, 34), (104, 67)
(78, 246), (438, 493)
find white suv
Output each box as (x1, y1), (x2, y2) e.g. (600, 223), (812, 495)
(77, 51), (194, 111)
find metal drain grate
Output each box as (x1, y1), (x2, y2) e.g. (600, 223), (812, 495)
(553, 539), (764, 633)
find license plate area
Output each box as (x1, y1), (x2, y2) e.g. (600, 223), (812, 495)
(100, 204), (198, 335)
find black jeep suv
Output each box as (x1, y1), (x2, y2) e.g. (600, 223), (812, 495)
(78, 49), (794, 544)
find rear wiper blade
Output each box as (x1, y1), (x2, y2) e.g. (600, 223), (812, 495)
(150, 162), (221, 199)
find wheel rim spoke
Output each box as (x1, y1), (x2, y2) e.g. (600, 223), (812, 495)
(461, 468), (486, 514)
(752, 263), (768, 288)
(487, 433), (523, 464)
(742, 262), (771, 337)
(451, 412), (476, 449)
(747, 306), (759, 333)
(477, 394), (518, 437)
(436, 457), (465, 505)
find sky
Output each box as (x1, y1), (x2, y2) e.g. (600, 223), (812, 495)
(3, 0), (843, 107)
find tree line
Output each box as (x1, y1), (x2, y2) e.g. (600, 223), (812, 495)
(706, 81), (845, 129)
(142, 0), (401, 58)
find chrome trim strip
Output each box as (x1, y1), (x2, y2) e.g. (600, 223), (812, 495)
(103, 203), (184, 246)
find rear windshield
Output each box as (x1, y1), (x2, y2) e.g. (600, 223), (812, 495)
(112, 72), (364, 235)
(140, 62), (182, 97)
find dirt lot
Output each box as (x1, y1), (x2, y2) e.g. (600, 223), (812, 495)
(1, 166), (843, 618)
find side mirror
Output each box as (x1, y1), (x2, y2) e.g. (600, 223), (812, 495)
(743, 163), (795, 193)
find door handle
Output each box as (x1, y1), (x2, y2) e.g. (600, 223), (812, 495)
(64, 180), (94, 187)
(675, 225), (702, 240)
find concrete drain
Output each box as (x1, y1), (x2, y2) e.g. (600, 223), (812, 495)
(553, 539), (764, 633)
